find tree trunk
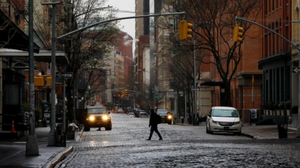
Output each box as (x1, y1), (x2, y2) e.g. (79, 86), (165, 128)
(223, 81), (232, 106)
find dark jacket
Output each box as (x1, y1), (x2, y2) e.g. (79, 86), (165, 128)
(149, 109), (158, 127)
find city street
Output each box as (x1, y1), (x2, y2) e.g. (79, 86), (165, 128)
(55, 113), (300, 168)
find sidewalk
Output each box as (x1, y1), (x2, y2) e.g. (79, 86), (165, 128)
(0, 126), (83, 168)
(242, 124), (298, 139)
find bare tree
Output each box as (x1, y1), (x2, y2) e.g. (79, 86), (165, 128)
(0, 19), (17, 49)
(172, 0), (261, 106)
(56, 0), (120, 121)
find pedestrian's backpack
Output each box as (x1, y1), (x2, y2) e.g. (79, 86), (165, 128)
(156, 114), (162, 124)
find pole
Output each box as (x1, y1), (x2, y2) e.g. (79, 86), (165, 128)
(297, 0), (300, 137)
(73, 80), (76, 120)
(184, 91), (187, 124)
(47, 0), (58, 146)
(133, 86), (136, 108)
(193, 40), (197, 125)
(26, 0), (39, 156)
(63, 78), (66, 146)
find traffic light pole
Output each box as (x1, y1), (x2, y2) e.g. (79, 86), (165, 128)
(298, 0), (300, 137)
(26, 0), (39, 156)
(235, 16), (300, 137)
(193, 40), (197, 125)
(41, 0), (61, 146)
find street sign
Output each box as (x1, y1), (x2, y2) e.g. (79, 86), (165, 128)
(56, 72), (73, 78)
(292, 67), (300, 73)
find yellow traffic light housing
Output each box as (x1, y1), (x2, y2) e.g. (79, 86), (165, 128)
(233, 24), (244, 42)
(46, 77), (52, 87)
(178, 20), (193, 40)
(34, 76), (45, 86)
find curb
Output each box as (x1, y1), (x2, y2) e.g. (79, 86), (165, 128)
(43, 146), (73, 168)
(75, 128), (84, 142)
(241, 133), (256, 139)
(42, 128), (83, 168)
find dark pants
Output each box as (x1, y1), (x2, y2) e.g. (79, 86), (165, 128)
(148, 124), (162, 140)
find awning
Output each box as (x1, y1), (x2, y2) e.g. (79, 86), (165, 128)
(0, 9), (40, 53)
(0, 49), (69, 65)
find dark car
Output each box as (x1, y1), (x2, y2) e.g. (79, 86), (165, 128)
(133, 108), (141, 117)
(156, 109), (173, 124)
(139, 111), (148, 118)
(84, 105), (112, 131)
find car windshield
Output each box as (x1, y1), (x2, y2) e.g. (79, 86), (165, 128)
(87, 108), (107, 114)
(212, 109), (239, 117)
(157, 109), (168, 115)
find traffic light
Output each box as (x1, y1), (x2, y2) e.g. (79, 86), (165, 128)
(178, 20), (193, 40)
(233, 24), (244, 42)
(34, 76), (45, 86)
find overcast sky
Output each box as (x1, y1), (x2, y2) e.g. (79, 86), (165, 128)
(105, 0), (136, 57)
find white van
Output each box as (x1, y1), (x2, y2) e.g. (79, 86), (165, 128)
(206, 106), (242, 135)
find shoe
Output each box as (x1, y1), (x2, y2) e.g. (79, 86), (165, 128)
(146, 139), (151, 140)
(159, 138), (163, 140)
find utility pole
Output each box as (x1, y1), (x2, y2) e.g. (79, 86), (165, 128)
(193, 40), (197, 125)
(62, 78), (66, 146)
(26, 0), (39, 156)
(42, 0), (61, 146)
(297, 0), (300, 137)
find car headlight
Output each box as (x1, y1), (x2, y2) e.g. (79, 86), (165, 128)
(89, 115), (95, 121)
(167, 115), (172, 119)
(234, 121), (241, 125)
(102, 115), (108, 120)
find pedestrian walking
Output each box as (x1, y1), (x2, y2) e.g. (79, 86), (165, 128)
(146, 109), (163, 140)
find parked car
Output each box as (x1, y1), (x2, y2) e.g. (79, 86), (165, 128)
(84, 105), (112, 131)
(206, 106), (242, 135)
(133, 108), (141, 117)
(139, 111), (148, 118)
(156, 109), (173, 124)
(118, 107), (123, 113)
(127, 112), (135, 117)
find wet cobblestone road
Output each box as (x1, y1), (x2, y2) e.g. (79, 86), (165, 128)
(55, 113), (300, 168)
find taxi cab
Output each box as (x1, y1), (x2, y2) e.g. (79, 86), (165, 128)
(84, 105), (112, 131)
